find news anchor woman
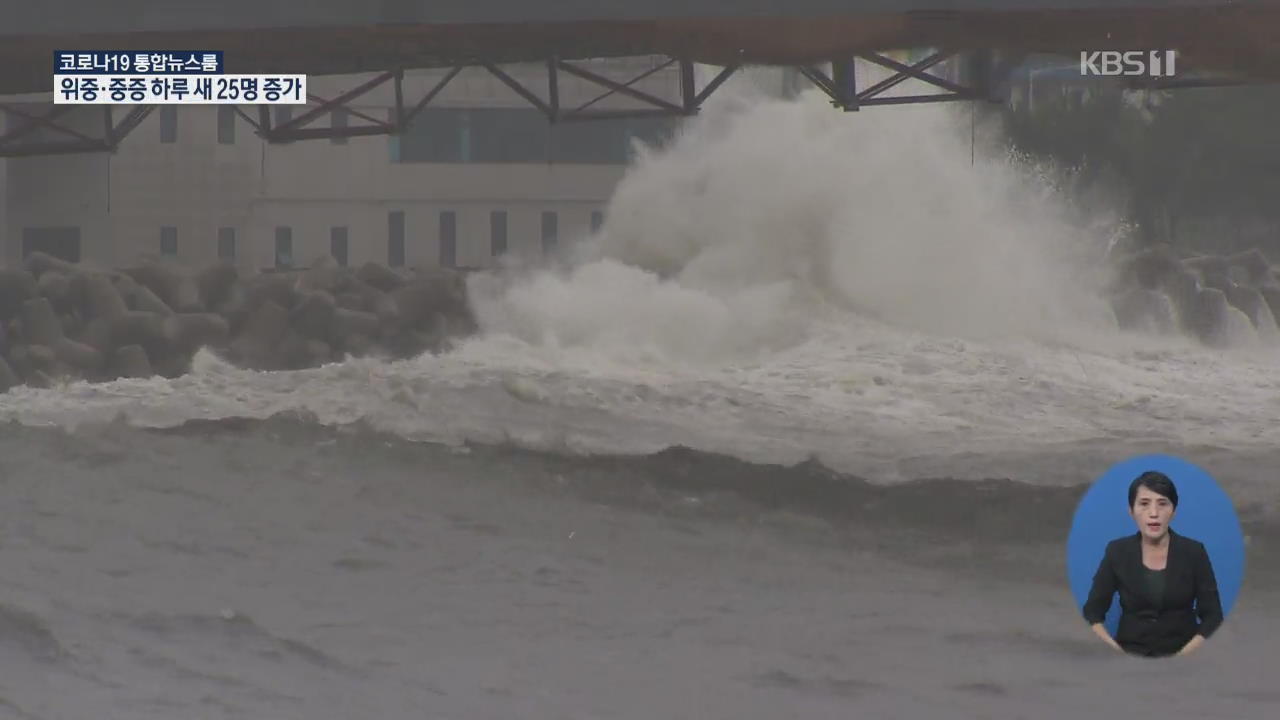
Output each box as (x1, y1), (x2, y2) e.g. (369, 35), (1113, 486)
(1083, 471), (1224, 657)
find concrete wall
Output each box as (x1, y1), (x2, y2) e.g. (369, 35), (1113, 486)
(2, 62), (673, 271)
(106, 105), (264, 269)
(3, 106), (113, 265)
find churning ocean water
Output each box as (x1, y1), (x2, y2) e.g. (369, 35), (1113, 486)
(2, 90), (1280, 719)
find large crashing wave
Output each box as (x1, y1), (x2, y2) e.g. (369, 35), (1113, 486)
(468, 88), (1125, 364)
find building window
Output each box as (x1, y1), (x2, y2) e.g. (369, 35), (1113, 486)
(490, 210), (507, 257)
(541, 211), (558, 255)
(439, 211), (456, 268)
(398, 109), (464, 163)
(590, 211), (604, 233)
(217, 106), (235, 144)
(217, 227), (236, 261)
(160, 226), (178, 257)
(468, 108), (547, 164)
(21, 227), (81, 263)
(388, 211), (405, 267)
(159, 106), (177, 143)
(394, 108), (677, 165)
(330, 226), (349, 266)
(274, 226), (293, 269)
(331, 108), (348, 145)
(548, 112), (674, 164)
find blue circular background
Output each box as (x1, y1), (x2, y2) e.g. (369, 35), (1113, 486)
(1066, 454), (1246, 637)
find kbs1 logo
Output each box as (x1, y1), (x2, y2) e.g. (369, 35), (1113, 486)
(1079, 50), (1177, 77)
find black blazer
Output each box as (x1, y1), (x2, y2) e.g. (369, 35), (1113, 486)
(1083, 529), (1224, 657)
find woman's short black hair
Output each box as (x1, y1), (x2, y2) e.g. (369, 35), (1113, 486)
(1129, 471), (1179, 508)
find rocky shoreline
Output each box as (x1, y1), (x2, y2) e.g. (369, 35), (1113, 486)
(1108, 246), (1280, 345)
(0, 252), (475, 393)
(3, 245), (1279, 394)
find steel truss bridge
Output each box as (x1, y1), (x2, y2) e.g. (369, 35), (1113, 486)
(1, 1), (1278, 158)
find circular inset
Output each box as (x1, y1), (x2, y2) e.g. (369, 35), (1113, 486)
(1066, 454), (1245, 657)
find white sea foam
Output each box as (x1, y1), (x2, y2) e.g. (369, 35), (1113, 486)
(2, 91), (1278, 485)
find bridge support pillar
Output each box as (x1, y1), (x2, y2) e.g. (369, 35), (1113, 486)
(832, 59), (859, 111)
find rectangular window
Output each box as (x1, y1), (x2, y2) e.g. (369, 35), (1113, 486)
(217, 227), (236, 261)
(439, 211), (456, 268)
(159, 106), (177, 143)
(548, 115), (676, 165)
(490, 210), (507, 257)
(21, 227), (81, 263)
(331, 108), (348, 145)
(468, 108), (549, 163)
(217, 106), (235, 144)
(274, 226), (293, 269)
(160, 226), (178, 257)
(590, 211), (604, 233)
(399, 110), (456, 162)
(541, 211), (558, 256)
(330, 226), (349, 266)
(396, 108), (676, 165)
(395, 108), (469, 163)
(388, 211), (405, 267)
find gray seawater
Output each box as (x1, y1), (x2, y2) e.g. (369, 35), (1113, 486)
(1, 414), (1278, 720)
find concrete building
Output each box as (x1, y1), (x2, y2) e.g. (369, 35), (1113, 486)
(2, 59), (680, 271)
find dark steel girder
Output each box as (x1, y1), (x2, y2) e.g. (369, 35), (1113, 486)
(0, 49), (1261, 157)
(0, 103), (153, 157)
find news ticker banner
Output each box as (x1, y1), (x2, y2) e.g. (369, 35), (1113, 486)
(53, 51), (306, 105)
